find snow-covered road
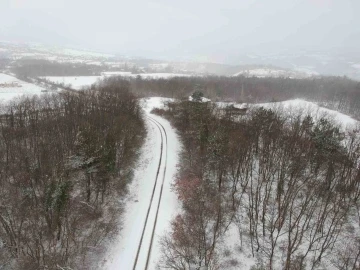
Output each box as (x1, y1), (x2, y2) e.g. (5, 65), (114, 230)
(101, 98), (180, 270)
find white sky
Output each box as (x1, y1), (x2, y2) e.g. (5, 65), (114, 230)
(0, 0), (359, 61)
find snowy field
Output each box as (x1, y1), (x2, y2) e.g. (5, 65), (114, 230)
(101, 97), (181, 270)
(59, 48), (114, 58)
(232, 68), (310, 78)
(254, 99), (358, 129)
(294, 65), (320, 76)
(0, 73), (45, 103)
(218, 99), (358, 130)
(135, 73), (191, 79)
(0, 42), (114, 62)
(43, 76), (102, 90)
(43, 73), (193, 90)
(101, 71), (133, 76)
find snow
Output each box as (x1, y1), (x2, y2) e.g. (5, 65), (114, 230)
(233, 68), (309, 78)
(86, 61), (103, 66)
(219, 224), (256, 269)
(60, 48), (114, 58)
(99, 97), (358, 270)
(216, 99), (359, 269)
(149, 63), (170, 69)
(253, 99), (358, 130)
(294, 66), (319, 75)
(101, 97), (181, 270)
(43, 76), (101, 90)
(188, 95), (211, 103)
(246, 54), (259, 59)
(17, 53), (39, 57)
(0, 42), (115, 66)
(43, 73), (194, 90)
(217, 99), (358, 130)
(216, 101), (248, 109)
(352, 63), (360, 70)
(0, 73), (45, 103)
(142, 97), (175, 112)
(101, 71), (132, 76)
(135, 73), (192, 79)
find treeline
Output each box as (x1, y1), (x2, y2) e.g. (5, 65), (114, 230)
(129, 75), (360, 119)
(155, 100), (360, 269)
(12, 59), (104, 78)
(0, 79), (145, 269)
(0, 58), (10, 71)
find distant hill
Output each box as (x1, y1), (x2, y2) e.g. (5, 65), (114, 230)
(1, 42), (359, 80)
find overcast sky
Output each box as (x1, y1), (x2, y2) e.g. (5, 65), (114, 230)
(0, 0), (359, 62)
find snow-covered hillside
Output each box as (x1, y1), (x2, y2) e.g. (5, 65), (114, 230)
(43, 76), (101, 90)
(253, 99), (358, 129)
(0, 73), (46, 102)
(233, 68), (311, 79)
(0, 42), (114, 65)
(43, 73), (193, 90)
(218, 99), (358, 130)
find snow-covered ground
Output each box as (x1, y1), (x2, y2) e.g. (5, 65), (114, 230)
(0, 42), (114, 62)
(101, 71), (133, 76)
(217, 98), (359, 269)
(0, 73), (45, 103)
(188, 95), (211, 103)
(59, 48), (114, 58)
(43, 76), (102, 90)
(232, 68), (310, 79)
(43, 73), (193, 90)
(253, 99), (358, 129)
(218, 99), (358, 130)
(136, 73), (191, 79)
(293, 65), (319, 76)
(103, 97), (357, 270)
(101, 97), (181, 270)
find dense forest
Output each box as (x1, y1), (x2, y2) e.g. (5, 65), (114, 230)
(154, 100), (360, 269)
(0, 79), (145, 269)
(130, 76), (360, 119)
